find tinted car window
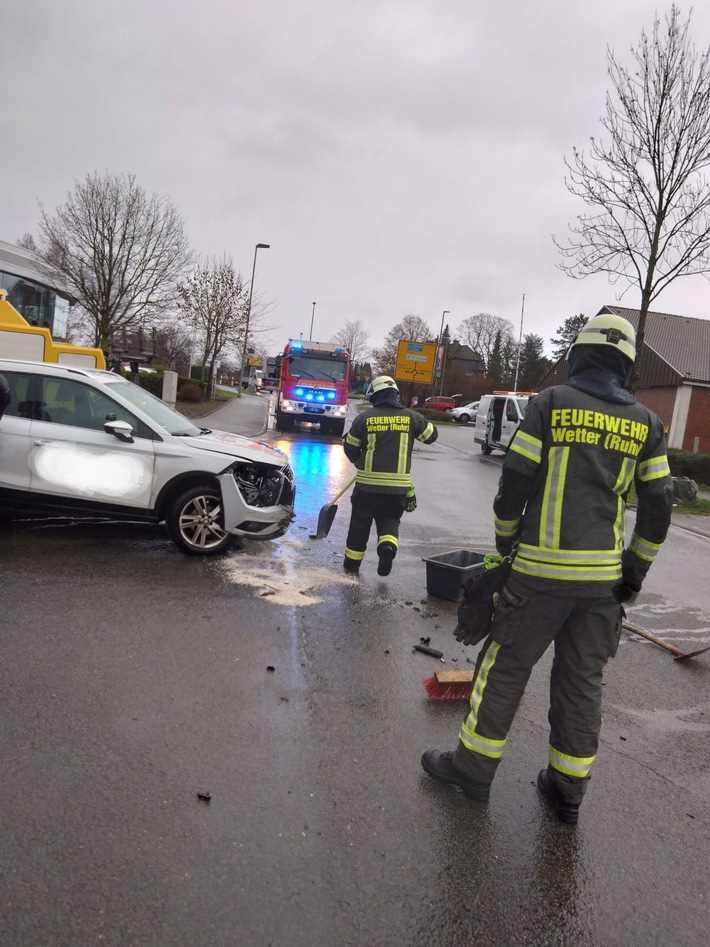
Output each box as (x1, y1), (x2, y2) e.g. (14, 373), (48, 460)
(39, 377), (148, 437)
(2, 370), (37, 419)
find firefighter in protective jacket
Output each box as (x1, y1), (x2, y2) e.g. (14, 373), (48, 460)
(342, 375), (438, 576)
(422, 314), (673, 823)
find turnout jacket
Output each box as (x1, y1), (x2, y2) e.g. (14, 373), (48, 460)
(343, 402), (438, 493)
(494, 384), (673, 592)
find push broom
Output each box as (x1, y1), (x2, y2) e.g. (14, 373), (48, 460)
(422, 621), (710, 701)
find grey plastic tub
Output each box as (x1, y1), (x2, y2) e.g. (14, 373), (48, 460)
(422, 550), (487, 602)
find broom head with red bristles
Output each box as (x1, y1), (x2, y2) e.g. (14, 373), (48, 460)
(423, 669), (475, 700)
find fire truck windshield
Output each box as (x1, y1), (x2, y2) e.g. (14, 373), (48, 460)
(287, 356), (347, 382)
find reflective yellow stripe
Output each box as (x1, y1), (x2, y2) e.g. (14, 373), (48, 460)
(494, 514), (520, 538)
(629, 531), (662, 562)
(363, 432), (376, 472)
(356, 471), (412, 487)
(613, 457), (635, 552)
(509, 430), (542, 464)
(516, 544), (620, 565)
(345, 432), (361, 447)
(458, 641), (507, 760)
(377, 534), (398, 548)
(344, 547), (365, 561)
(638, 455), (671, 481)
(514, 559), (621, 581)
(397, 432), (408, 474)
(417, 422), (435, 442)
(540, 446), (568, 549)
(548, 745), (596, 778)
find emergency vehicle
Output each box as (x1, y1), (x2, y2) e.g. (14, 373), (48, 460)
(474, 391), (535, 454)
(0, 289), (105, 369)
(275, 339), (350, 435)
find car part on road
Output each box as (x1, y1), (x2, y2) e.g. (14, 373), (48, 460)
(310, 475), (357, 539)
(623, 620), (710, 661)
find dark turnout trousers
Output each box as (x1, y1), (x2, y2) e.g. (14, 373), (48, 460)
(453, 574), (622, 804)
(344, 488), (405, 567)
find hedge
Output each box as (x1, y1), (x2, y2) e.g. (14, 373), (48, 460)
(134, 372), (207, 400)
(667, 449), (710, 484)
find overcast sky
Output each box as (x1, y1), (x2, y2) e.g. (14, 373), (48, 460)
(4, 0), (710, 357)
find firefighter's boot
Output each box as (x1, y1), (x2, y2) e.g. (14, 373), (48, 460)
(421, 750), (490, 801)
(377, 542), (396, 576)
(537, 768), (580, 825)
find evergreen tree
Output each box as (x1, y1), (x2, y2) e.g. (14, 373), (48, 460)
(550, 314), (588, 361)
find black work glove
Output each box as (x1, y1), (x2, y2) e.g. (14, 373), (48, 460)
(617, 583), (641, 606)
(495, 536), (514, 557)
(404, 486), (417, 513)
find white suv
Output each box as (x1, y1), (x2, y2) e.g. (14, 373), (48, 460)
(0, 360), (296, 555)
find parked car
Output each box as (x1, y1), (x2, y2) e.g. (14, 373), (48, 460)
(0, 359), (296, 555)
(474, 392), (534, 454)
(424, 396), (458, 412)
(448, 400), (480, 424)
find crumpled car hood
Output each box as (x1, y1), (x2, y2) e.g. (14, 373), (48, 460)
(182, 429), (288, 466)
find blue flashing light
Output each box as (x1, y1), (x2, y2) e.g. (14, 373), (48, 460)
(306, 393), (313, 400)
(316, 394), (325, 402)
(327, 391), (336, 399)
(291, 341), (303, 350)
(295, 387), (304, 396)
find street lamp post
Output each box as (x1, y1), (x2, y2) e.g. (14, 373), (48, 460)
(438, 310), (449, 396)
(238, 243), (270, 397)
(310, 301), (316, 340)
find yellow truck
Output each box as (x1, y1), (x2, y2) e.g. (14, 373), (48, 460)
(0, 288), (105, 369)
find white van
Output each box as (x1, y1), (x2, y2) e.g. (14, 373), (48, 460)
(474, 392), (534, 455)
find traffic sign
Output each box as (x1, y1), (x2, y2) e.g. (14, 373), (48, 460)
(394, 339), (437, 384)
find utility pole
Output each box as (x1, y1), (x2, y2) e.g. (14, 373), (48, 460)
(309, 302), (316, 340)
(237, 243), (270, 397)
(438, 310), (449, 396)
(513, 293), (525, 391)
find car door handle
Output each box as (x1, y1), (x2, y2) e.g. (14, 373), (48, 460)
(33, 440), (48, 446)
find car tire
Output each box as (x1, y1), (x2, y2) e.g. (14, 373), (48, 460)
(458, 414), (470, 424)
(481, 444), (493, 455)
(166, 485), (233, 555)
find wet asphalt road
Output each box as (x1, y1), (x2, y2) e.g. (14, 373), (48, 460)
(2, 407), (710, 947)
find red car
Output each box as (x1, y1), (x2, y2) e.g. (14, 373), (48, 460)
(424, 396), (457, 411)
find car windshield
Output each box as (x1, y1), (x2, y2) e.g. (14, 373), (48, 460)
(102, 379), (202, 435)
(518, 397), (530, 416)
(287, 356), (347, 382)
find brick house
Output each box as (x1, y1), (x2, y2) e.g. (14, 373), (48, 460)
(537, 305), (710, 453)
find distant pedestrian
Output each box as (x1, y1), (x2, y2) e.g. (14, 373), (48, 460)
(422, 314), (673, 823)
(342, 375), (438, 576)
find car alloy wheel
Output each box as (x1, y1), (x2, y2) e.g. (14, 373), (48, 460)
(458, 414), (470, 424)
(167, 485), (232, 555)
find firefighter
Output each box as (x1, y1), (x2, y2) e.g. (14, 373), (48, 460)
(422, 314), (674, 823)
(342, 375), (438, 576)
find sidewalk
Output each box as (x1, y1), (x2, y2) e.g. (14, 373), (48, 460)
(191, 391), (269, 438)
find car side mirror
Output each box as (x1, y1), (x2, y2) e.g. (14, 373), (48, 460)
(104, 419), (134, 443)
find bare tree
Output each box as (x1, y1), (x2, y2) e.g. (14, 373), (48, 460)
(156, 321), (194, 373)
(177, 257), (247, 393)
(37, 172), (192, 348)
(330, 319), (370, 364)
(555, 5), (710, 389)
(16, 233), (38, 251)
(455, 313), (516, 372)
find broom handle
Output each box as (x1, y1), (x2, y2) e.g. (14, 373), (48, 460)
(330, 475), (357, 504)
